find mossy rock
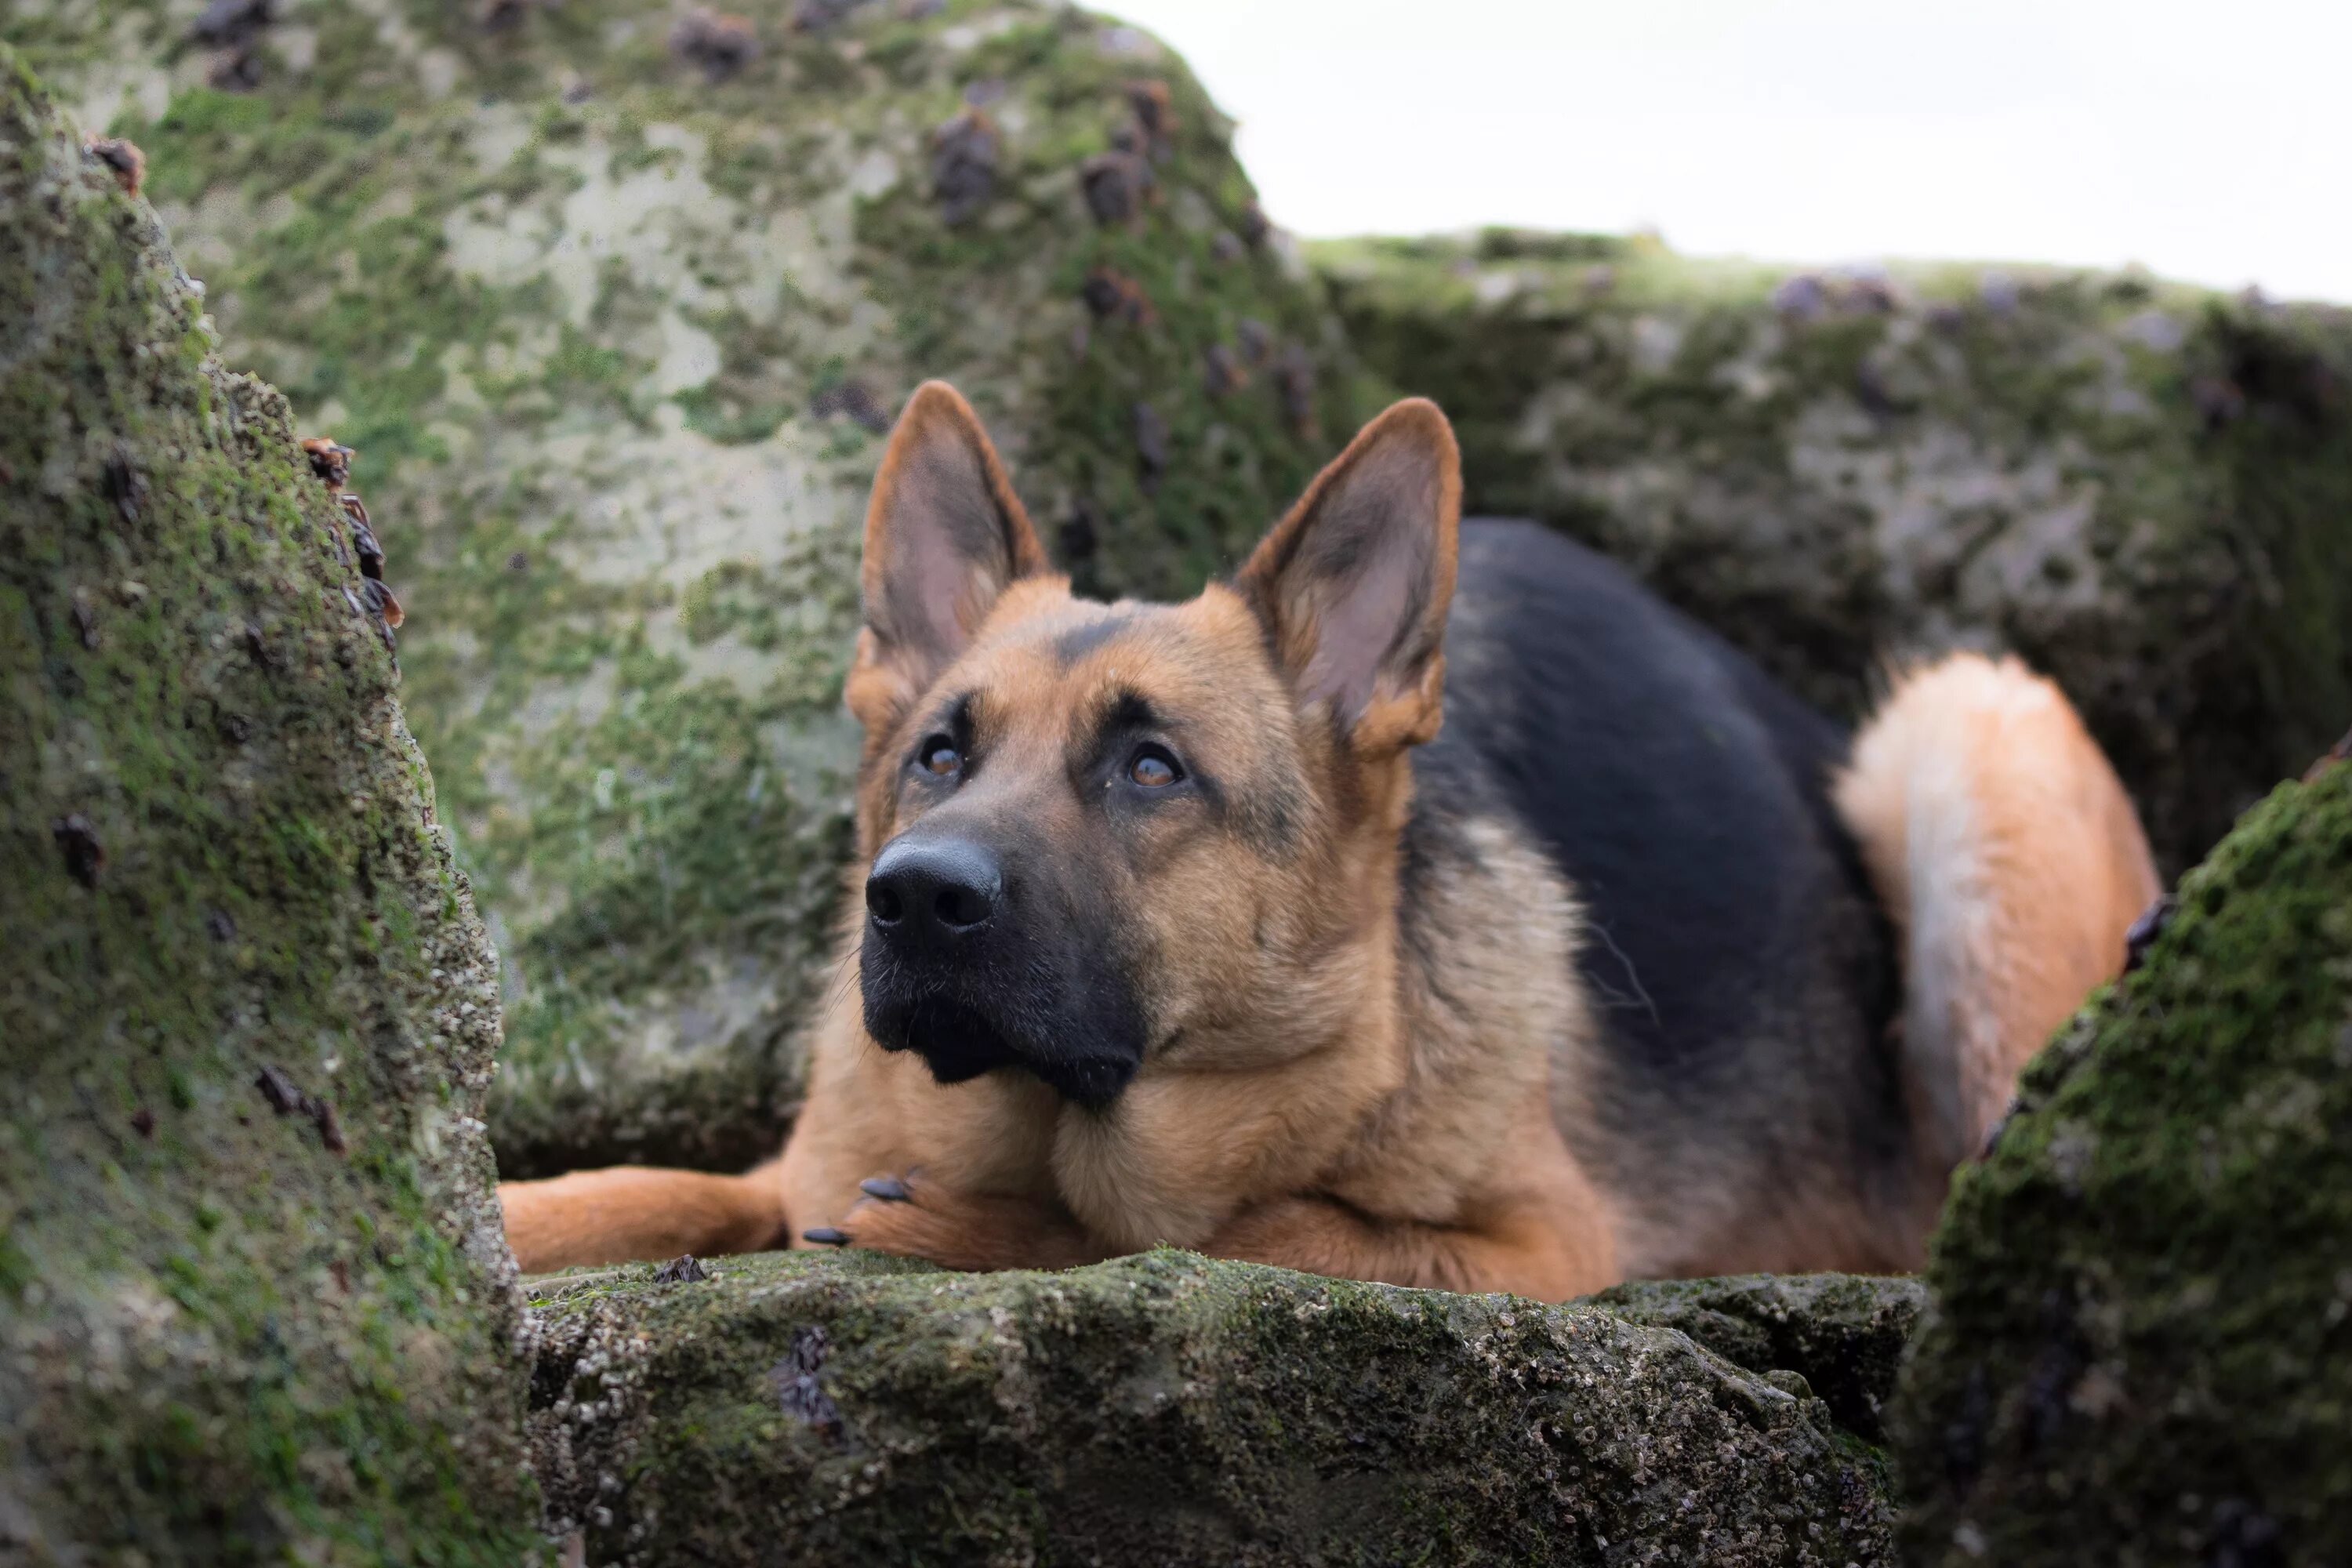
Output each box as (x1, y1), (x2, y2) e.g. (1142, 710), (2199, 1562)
(0, 47), (536, 1562)
(3, 0), (1374, 1179)
(1590, 1272), (1924, 1444)
(527, 1248), (1897, 1565)
(1313, 229), (2352, 870)
(1889, 742), (2352, 1564)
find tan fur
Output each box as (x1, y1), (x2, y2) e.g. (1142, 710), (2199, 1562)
(756, 395), (1617, 1297)
(500, 389), (2156, 1297)
(1835, 652), (2160, 1242)
(500, 1162), (786, 1272)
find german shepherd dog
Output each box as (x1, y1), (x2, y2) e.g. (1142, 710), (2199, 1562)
(501, 384), (2158, 1297)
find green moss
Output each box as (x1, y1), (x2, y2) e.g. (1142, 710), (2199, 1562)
(845, 5), (1377, 601)
(5, 0), (1378, 1177)
(1891, 749), (2352, 1564)
(1588, 1272), (1924, 1443)
(527, 1249), (1895, 1564)
(1312, 230), (2352, 870)
(0, 46), (537, 1561)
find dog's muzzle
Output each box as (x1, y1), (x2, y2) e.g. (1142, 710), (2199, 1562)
(858, 832), (1145, 1109)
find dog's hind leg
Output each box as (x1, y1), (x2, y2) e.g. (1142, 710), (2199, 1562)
(1835, 654), (2158, 1231)
(498, 1161), (789, 1274)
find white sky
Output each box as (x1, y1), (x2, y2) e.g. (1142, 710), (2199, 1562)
(1108, 0), (2352, 303)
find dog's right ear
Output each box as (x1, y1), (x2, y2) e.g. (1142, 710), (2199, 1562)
(846, 381), (1052, 733)
(1236, 397), (1461, 757)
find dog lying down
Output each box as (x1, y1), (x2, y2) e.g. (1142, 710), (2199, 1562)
(500, 383), (2157, 1298)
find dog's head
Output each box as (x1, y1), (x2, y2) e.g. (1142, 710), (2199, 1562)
(847, 382), (1460, 1108)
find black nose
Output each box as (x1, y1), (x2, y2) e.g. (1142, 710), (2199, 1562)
(866, 837), (1003, 942)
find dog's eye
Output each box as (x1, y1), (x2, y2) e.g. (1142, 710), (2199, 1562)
(1127, 745), (1182, 788)
(918, 736), (960, 777)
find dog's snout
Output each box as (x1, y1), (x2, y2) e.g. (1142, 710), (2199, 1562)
(866, 837), (1003, 941)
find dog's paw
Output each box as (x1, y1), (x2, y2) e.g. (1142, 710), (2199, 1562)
(803, 1172), (1098, 1272)
(799, 1174), (912, 1247)
(802, 1170), (982, 1264)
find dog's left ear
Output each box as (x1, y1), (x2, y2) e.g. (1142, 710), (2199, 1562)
(1236, 397), (1461, 755)
(847, 380), (1053, 732)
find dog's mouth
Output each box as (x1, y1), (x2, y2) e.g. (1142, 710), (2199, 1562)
(876, 996), (1018, 1085)
(863, 989), (1139, 1109)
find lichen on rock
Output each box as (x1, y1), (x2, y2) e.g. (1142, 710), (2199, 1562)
(0, 45), (537, 1561)
(4, 0), (1374, 1180)
(1890, 742), (2352, 1564)
(1313, 228), (2352, 871)
(527, 1248), (1897, 1566)
(1589, 1272), (1924, 1443)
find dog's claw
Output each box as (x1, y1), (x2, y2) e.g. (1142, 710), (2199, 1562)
(802, 1226), (851, 1247)
(2122, 893), (2176, 974)
(859, 1175), (911, 1203)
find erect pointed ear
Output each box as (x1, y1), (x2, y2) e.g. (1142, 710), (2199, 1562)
(1235, 397), (1461, 755)
(846, 381), (1052, 731)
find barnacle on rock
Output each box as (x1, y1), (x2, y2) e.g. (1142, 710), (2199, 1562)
(1273, 345), (1320, 441)
(303, 440), (401, 633)
(205, 45), (263, 92)
(928, 108), (998, 227)
(1080, 265), (1153, 326)
(1131, 401), (1168, 491)
(187, 0), (272, 48)
(300, 435), (351, 490)
(1080, 150), (1148, 226)
(477, 0), (550, 31)
(809, 378), (891, 434)
(1236, 198), (1271, 248)
(1125, 78), (1174, 161)
(83, 136), (143, 196)
(1202, 341), (1246, 398)
(793, 0), (876, 29)
(669, 9), (759, 82)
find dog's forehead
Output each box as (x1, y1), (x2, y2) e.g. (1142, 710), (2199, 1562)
(971, 589), (1267, 708)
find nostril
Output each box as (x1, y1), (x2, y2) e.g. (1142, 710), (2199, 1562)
(935, 883), (991, 930)
(866, 837), (1001, 938)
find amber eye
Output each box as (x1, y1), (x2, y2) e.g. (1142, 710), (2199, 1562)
(1128, 745), (1181, 788)
(919, 736), (960, 777)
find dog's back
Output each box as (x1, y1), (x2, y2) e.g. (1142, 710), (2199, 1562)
(1418, 520), (2147, 1275)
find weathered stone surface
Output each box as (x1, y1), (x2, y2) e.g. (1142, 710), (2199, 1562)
(1590, 1273), (1924, 1443)
(1890, 742), (2352, 1565)
(1314, 228), (2352, 870)
(5, 0), (1370, 1178)
(0, 47), (536, 1561)
(528, 1248), (1896, 1566)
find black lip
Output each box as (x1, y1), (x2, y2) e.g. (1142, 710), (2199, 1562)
(873, 996), (1019, 1084)
(862, 988), (1140, 1109)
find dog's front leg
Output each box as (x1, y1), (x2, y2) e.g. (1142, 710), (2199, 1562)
(1199, 1192), (1616, 1302)
(499, 1161), (790, 1274)
(807, 1170), (1106, 1272)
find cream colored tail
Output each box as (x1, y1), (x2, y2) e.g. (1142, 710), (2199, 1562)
(1835, 654), (2159, 1188)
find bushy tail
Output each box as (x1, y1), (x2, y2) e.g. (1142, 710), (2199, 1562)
(1835, 654), (2159, 1186)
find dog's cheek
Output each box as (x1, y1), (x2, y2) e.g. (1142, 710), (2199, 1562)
(1124, 849), (1272, 1036)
